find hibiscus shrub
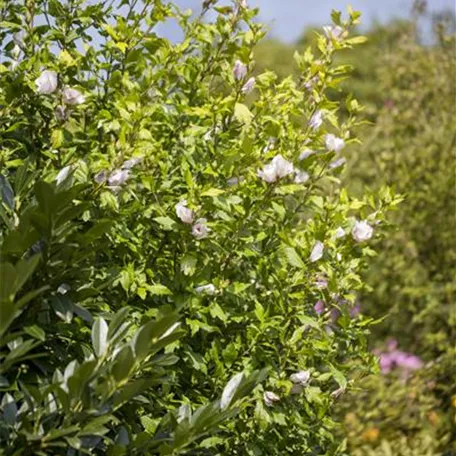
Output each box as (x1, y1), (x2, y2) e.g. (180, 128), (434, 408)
(0, 1), (399, 454)
(340, 7), (456, 455)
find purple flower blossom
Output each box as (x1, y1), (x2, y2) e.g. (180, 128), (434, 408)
(241, 77), (255, 95)
(233, 60), (247, 81)
(377, 340), (424, 375)
(314, 300), (325, 315)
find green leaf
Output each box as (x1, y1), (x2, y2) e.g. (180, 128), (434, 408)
(234, 103), (253, 125)
(24, 325), (45, 341)
(282, 247), (305, 269)
(153, 216), (176, 230)
(149, 284), (172, 296)
(180, 254), (197, 276)
(92, 318), (108, 357)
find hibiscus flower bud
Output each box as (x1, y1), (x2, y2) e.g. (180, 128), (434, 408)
(298, 149), (314, 160)
(35, 70), (58, 94)
(329, 157), (346, 169)
(62, 87), (85, 105)
(352, 220), (374, 242)
(314, 300), (326, 315)
(309, 110), (323, 130)
(310, 241), (324, 262)
(263, 391), (280, 407)
(175, 200), (194, 225)
(241, 77), (256, 94)
(55, 166), (72, 185)
(325, 134), (345, 152)
(192, 218), (210, 239)
(333, 227), (346, 239)
(323, 25), (344, 41)
(233, 59), (247, 81)
(94, 170), (108, 184)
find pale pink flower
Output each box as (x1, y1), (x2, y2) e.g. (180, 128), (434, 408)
(310, 241), (324, 262)
(352, 220), (374, 242)
(263, 391), (280, 406)
(35, 70), (58, 94)
(175, 200), (194, 224)
(233, 60), (247, 81)
(192, 218), (210, 239)
(241, 77), (255, 94)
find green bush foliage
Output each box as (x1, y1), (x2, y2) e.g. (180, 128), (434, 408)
(252, 4), (456, 454)
(0, 1), (399, 454)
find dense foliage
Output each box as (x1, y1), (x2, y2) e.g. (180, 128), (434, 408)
(252, 3), (456, 455)
(0, 1), (400, 455)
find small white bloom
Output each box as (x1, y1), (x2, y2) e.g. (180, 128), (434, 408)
(62, 87), (85, 105)
(35, 70), (58, 94)
(323, 25), (344, 41)
(239, 0), (248, 8)
(290, 370), (311, 386)
(122, 157), (142, 169)
(263, 391), (280, 407)
(329, 157), (346, 169)
(294, 170), (310, 184)
(310, 241), (324, 262)
(55, 166), (72, 185)
(352, 220), (374, 243)
(195, 284), (217, 295)
(299, 149), (314, 160)
(192, 218), (210, 239)
(309, 110), (323, 130)
(258, 154), (294, 183)
(108, 169), (130, 187)
(233, 59), (247, 81)
(241, 77), (255, 94)
(262, 137), (276, 153)
(57, 283), (71, 295)
(334, 227), (346, 239)
(325, 134), (345, 152)
(176, 200), (194, 225)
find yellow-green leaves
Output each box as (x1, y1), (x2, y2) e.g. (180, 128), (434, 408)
(234, 103), (253, 125)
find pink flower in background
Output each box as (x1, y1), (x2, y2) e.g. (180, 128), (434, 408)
(377, 340), (423, 375)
